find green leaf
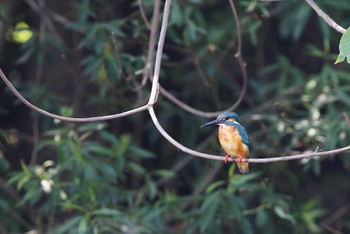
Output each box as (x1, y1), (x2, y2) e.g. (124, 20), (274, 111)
(0, 158), (10, 171)
(116, 134), (131, 156)
(54, 216), (82, 234)
(61, 202), (86, 212)
(99, 163), (117, 179)
(84, 163), (98, 180)
(335, 27), (350, 64)
(240, 218), (254, 234)
(91, 208), (121, 216)
(34, 139), (57, 154)
(7, 173), (25, 185)
(229, 172), (262, 191)
(128, 162), (146, 175)
(186, 20), (197, 43)
(274, 206), (296, 225)
(145, 176), (157, 199)
(77, 215), (88, 234)
(128, 146), (154, 158)
(84, 143), (113, 156)
(199, 192), (219, 232)
(99, 131), (119, 145)
(256, 210), (268, 226)
(0, 130), (8, 143)
(17, 176), (30, 190)
(20, 160), (31, 177)
(169, 2), (184, 26)
(17, 186), (42, 206)
(205, 181), (225, 194)
(223, 193), (244, 220)
(152, 169), (175, 179)
(78, 122), (106, 132)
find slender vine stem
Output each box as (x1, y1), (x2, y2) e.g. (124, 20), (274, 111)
(149, 105), (350, 163)
(0, 69), (148, 122)
(1, 0), (349, 165)
(146, 0), (350, 163)
(304, 0), (346, 34)
(148, 0), (172, 105)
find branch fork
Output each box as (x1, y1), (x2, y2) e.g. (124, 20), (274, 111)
(1, 0), (349, 165)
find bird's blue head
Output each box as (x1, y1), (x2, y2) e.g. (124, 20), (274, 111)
(217, 112), (240, 123)
(201, 112), (240, 127)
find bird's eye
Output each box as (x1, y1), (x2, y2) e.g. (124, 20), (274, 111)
(225, 116), (230, 120)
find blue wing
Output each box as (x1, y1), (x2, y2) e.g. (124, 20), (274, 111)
(236, 124), (250, 146)
(226, 122), (250, 146)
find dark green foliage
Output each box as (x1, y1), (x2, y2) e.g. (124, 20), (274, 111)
(0, 0), (350, 233)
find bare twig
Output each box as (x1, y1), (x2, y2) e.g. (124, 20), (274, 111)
(110, 32), (125, 78)
(23, 0), (75, 30)
(155, 131), (218, 187)
(193, 162), (223, 196)
(158, 70), (246, 116)
(138, 0), (151, 29)
(148, 0), (350, 165)
(23, 0), (63, 42)
(321, 225), (343, 234)
(0, 69), (148, 122)
(149, 106), (350, 163)
(228, 0), (248, 109)
(321, 204), (350, 234)
(2, 0), (349, 166)
(146, 0), (345, 160)
(159, 86), (231, 118)
(304, 0), (346, 34)
(194, 57), (211, 88)
(147, 0), (171, 105)
(141, 0), (161, 86)
(156, 0), (248, 118)
(30, 117), (40, 164)
(343, 112), (350, 128)
(179, 161), (223, 210)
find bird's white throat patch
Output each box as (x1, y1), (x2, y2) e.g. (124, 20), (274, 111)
(218, 120), (240, 126)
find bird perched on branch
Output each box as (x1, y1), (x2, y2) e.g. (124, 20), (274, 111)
(201, 112), (250, 173)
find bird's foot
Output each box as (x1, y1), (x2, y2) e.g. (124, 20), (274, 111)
(236, 157), (244, 163)
(224, 154), (230, 163)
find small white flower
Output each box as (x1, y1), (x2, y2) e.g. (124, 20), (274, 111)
(40, 179), (54, 193)
(60, 190), (68, 200)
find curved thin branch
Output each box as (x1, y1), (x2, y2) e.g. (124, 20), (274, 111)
(194, 57), (211, 87)
(0, 69), (148, 122)
(141, 0), (161, 86)
(149, 106), (350, 163)
(23, 0), (81, 33)
(3, 0), (349, 166)
(146, 0), (350, 165)
(343, 112), (350, 128)
(247, 146), (350, 163)
(228, 0), (242, 56)
(228, 0), (248, 109)
(305, 0), (346, 34)
(156, 0), (248, 118)
(138, 0), (151, 30)
(148, 0), (172, 105)
(148, 106), (221, 160)
(159, 86), (230, 118)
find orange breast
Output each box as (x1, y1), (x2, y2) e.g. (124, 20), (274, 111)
(218, 125), (249, 158)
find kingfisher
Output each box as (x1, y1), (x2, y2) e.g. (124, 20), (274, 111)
(201, 112), (250, 173)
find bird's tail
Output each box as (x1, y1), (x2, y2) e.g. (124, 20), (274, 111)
(237, 161), (249, 174)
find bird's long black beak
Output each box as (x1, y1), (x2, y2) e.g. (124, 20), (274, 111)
(201, 119), (222, 127)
